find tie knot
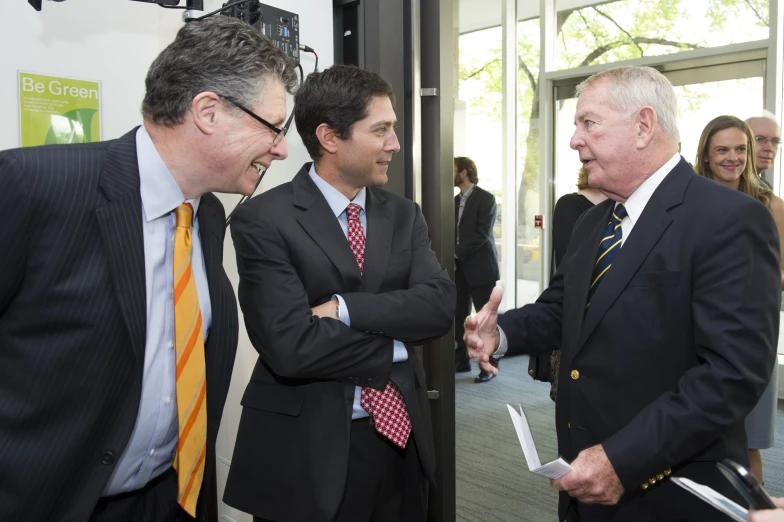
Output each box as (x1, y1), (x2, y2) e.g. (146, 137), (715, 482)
(175, 203), (194, 229)
(612, 204), (627, 223)
(347, 203), (362, 222)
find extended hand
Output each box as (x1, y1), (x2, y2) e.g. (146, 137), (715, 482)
(311, 299), (339, 320)
(551, 445), (624, 505)
(749, 499), (784, 522)
(464, 285), (503, 365)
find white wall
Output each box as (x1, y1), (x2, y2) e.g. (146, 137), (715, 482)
(1, 2), (332, 521)
(0, 1), (161, 148)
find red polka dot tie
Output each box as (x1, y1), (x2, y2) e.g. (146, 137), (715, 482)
(347, 203), (412, 448)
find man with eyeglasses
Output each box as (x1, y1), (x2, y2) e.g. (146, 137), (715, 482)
(747, 112), (782, 181)
(0, 16), (297, 522)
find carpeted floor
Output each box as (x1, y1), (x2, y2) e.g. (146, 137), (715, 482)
(455, 355), (784, 521)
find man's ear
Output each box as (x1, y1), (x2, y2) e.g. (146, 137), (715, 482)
(315, 123), (340, 155)
(635, 106), (656, 149)
(191, 92), (221, 135)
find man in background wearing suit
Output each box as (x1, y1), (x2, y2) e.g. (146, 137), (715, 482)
(223, 65), (455, 522)
(0, 17), (297, 522)
(465, 66), (780, 521)
(453, 156), (500, 383)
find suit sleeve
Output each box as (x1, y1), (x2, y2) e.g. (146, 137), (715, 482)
(230, 203), (393, 387)
(340, 203), (456, 344)
(602, 197), (780, 491)
(497, 267), (564, 357)
(456, 192), (497, 261)
(0, 152), (30, 318)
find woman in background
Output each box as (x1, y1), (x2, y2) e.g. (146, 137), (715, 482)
(695, 115), (784, 484)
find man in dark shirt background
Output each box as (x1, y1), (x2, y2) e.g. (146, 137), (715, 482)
(453, 156), (501, 383)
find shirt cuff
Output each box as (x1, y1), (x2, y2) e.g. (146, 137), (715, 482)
(493, 326), (507, 358)
(333, 295), (349, 327)
(392, 340), (408, 363)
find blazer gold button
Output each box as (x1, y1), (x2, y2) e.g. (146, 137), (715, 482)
(529, 369), (534, 376)
(570, 369), (580, 380)
(657, 473), (664, 481)
(641, 483), (649, 490)
(664, 468), (672, 476)
(649, 478), (656, 485)
(567, 422), (571, 429)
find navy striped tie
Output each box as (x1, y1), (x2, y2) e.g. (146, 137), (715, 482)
(587, 203), (627, 308)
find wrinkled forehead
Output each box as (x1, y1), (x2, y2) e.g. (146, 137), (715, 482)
(748, 118), (781, 137)
(575, 82), (612, 118)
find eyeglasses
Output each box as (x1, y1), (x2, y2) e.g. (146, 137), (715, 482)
(221, 96), (286, 144)
(754, 135), (781, 147)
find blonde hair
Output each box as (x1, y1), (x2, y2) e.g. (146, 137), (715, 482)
(695, 115), (771, 206)
(576, 66), (680, 142)
(576, 166), (589, 190)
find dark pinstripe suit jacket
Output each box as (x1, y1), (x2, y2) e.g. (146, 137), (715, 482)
(0, 129), (239, 522)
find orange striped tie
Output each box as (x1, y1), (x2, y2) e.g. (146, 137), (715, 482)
(172, 203), (207, 517)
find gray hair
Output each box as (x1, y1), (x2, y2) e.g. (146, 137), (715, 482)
(576, 66), (680, 142)
(746, 109), (781, 129)
(142, 16), (298, 127)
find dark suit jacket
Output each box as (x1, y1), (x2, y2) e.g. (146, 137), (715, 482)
(0, 129), (238, 522)
(223, 163), (455, 522)
(498, 159), (780, 521)
(455, 185), (500, 286)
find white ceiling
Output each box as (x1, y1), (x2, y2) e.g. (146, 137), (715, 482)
(459, 0), (606, 34)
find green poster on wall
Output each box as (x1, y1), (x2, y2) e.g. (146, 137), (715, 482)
(18, 71), (101, 148)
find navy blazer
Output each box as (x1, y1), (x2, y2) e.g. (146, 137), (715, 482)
(455, 185), (500, 286)
(499, 158), (780, 521)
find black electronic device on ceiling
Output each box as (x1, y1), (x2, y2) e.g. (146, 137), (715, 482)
(29, 0), (183, 10)
(221, 2), (300, 64)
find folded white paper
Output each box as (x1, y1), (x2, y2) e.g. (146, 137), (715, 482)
(671, 477), (748, 522)
(506, 404), (573, 479)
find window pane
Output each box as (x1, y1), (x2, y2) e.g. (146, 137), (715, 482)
(458, 27), (505, 306)
(555, 0), (770, 71)
(517, 18), (542, 307)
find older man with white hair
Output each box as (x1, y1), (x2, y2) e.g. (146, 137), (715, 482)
(465, 66), (780, 522)
(747, 111), (782, 180)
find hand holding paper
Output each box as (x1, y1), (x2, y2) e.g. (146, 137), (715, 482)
(551, 445), (625, 505)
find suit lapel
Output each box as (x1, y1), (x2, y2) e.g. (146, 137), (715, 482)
(362, 189), (393, 294)
(196, 196), (224, 336)
(454, 194), (460, 230)
(294, 165), (363, 290)
(575, 159), (690, 354)
(565, 201), (613, 353)
(95, 128), (147, 361)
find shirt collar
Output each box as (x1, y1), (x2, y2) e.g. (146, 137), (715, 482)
(461, 184), (475, 200)
(308, 163), (366, 216)
(136, 125), (200, 223)
(621, 152), (680, 225)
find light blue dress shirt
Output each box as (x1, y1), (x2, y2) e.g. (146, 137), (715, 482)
(103, 126), (213, 495)
(307, 165), (408, 420)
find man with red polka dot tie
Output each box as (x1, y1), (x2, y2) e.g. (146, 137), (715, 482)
(225, 65), (456, 522)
